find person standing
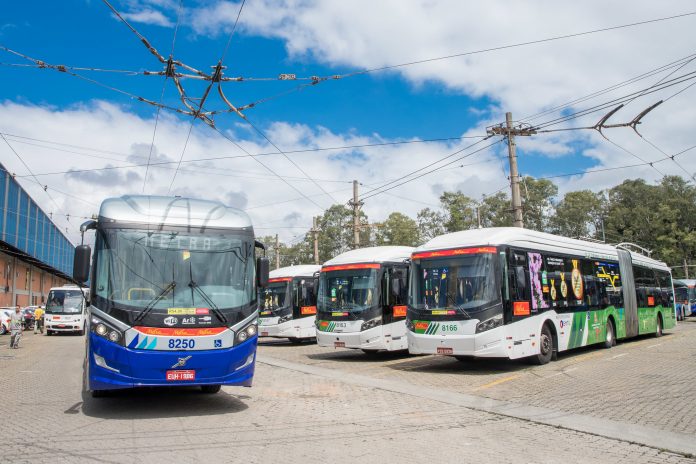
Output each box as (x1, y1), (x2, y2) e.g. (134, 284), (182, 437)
(33, 306), (44, 334)
(9, 306), (22, 349)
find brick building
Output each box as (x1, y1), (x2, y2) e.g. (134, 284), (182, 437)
(0, 163), (75, 307)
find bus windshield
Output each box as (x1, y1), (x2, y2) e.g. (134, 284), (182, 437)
(412, 253), (499, 312)
(262, 281), (290, 311)
(46, 289), (84, 314)
(94, 228), (255, 313)
(318, 268), (378, 313)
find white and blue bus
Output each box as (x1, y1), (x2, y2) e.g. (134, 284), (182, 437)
(73, 195), (269, 397)
(316, 247), (412, 354)
(259, 264), (320, 343)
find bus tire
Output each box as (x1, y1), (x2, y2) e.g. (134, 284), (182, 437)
(91, 389), (107, 398)
(46, 330), (52, 336)
(361, 349), (379, 355)
(78, 326), (85, 336)
(603, 318), (615, 349)
(455, 355), (476, 363)
(532, 324), (553, 365)
(288, 337), (303, 345)
(201, 385), (221, 394)
(655, 315), (663, 338)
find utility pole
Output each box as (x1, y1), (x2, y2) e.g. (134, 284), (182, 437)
(685, 257), (690, 279)
(348, 180), (363, 249)
(274, 234), (280, 270)
(312, 216), (320, 265)
(475, 206), (482, 229)
(487, 112), (535, 228)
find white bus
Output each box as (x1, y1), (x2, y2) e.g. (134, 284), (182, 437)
(316, 246), (412, 354)
(407, 228), (676, 364)
(259, 265), (320, 343)
(45, 285), (89, 335)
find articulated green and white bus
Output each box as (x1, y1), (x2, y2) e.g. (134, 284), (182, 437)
(407, 228), (676, 364)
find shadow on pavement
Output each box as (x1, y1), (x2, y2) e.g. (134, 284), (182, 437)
(305, 349), (412, 363)
(80, 387), (249, 419)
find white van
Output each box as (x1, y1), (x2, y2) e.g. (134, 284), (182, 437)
(44, 285), (88, 335)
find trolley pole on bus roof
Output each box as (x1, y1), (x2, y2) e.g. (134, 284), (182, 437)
(275, 234), (280, 270)
(487, 112), (536, 228)
(312, 216), (320, 265)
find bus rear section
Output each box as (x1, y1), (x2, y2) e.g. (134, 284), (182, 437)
(258, 265), (320, 343)
(315, 246), (412, 353)
(44, 285), (88, 335)
(407, 228), (675, 364)
(74, 195), (270, 396)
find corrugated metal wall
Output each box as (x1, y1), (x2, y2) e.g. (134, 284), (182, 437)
(0, 164), (75, 277)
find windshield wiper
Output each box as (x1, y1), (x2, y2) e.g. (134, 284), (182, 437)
(444, 293), (472, 319)
(133, 281), (177, 323)
(188, 280), (228, 325)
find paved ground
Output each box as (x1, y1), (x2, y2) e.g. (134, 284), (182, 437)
(1, 321), (695, 463)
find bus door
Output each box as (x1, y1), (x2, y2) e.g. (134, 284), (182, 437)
(382, 266), (408, 326)
(617, 249), (639, 338)
(295, 278), (318, 318)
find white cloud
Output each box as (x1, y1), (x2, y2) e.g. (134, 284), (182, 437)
(121, 9), (173, 27)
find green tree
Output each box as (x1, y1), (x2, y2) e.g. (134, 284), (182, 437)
(375, 212), (420, 246)
(520, 176), (558, 231)
(439, 191), (478, 232)
(653, 176), (696, 278)
(480, 191), (512, 227)
(604, 179), (661, 251)
(417, 208), (446, 242)
(550, 190), (605, 239)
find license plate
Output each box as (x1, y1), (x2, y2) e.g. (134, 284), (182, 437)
(58, 324), (66, 328)
(334, 341), (345, 348)
(437, 347), (453, 355)
(261, 331), (268, 337)
(166, 370), (196, 381)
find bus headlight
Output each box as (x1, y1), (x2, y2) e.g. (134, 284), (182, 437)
(236, 321), (258, 344)
(360, 317), (382, 332)
(90, 316), (124, 345)
(475, 314), (503, 333)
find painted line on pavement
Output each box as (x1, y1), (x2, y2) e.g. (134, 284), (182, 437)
(472, 375), (521, 392)
(611, 353), (627, 359)
(259, 354), (696, 458)
(647, 343), (662, 349)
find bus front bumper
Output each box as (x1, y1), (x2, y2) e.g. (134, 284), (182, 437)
(316, 325), (387, 350)
(407, 326), (508, 358)
(88, 333), (257, 391)
(259, 317), (316, 339)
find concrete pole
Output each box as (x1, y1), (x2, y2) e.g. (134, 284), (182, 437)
(312, 216), (320, 265)
(353, 180), (360, 249)
(685, 257), (690, 280)
(275, 234), (280, 270)
(506, 112), (524, 228)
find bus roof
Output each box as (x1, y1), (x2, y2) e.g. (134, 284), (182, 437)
(322, 246), (414, 267)
(98, 195), (252, 230)
(674, 279), (696, 287)
(415, 227), (669, 271)
(269, 265), (321, 279)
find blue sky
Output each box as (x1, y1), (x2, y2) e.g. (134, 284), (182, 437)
(1, 1), (695, 243)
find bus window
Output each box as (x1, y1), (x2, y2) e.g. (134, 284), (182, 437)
(509, 251), (530, 303)
(633, 266), (659, 307)
(527, 252), (549, 312)
(581, 260), (599, 308)
(594, 261), (622, 309)
(656, 271), (673, 307)
(545, 256), (584, 310)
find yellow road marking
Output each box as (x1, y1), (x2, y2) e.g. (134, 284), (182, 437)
(473, 374), (522, 391)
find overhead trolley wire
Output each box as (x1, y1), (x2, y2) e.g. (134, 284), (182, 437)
(143, 0), (184, 193)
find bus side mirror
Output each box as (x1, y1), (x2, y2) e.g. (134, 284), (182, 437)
(73, 245), (91, 284)
(257, 257), (270, 288)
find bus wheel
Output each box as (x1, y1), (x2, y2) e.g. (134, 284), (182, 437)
(361, 349), (379, 355)
(46, 330), (52, 336)
(603, 319), (615, 349)
(91, 389), (107, 398)
(532, 324), (553, 365)
(201, 385), (221, 394)
(655, 316), (663, 338)
(455, 355), (476, 363)
(288, 337), (303, 345)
